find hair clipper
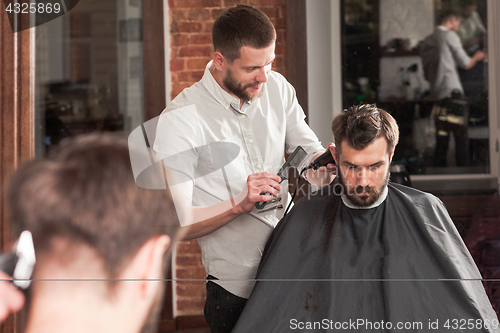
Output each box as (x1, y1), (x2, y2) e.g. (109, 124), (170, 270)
(307, 149), (335, 170)
(0, 231), (36, 289)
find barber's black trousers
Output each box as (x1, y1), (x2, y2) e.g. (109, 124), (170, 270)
(204, 277), (247, 333)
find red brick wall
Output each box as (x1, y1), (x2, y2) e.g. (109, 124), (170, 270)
(169, 0), (286, 100)
(168, 0), (287, 317)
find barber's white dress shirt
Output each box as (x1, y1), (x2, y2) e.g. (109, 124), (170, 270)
(421, 26), (471, 101)
(154, 61), (324, 298)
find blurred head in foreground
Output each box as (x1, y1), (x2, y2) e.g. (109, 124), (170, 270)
(7, 133), (182, 333)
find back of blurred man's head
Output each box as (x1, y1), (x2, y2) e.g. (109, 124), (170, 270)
(7, 133), (181, 333)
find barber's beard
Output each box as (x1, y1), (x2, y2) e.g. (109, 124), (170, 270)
(139, 282), (165, 333)
(338, 169), (390, 208)
(223, 68), (264, 103)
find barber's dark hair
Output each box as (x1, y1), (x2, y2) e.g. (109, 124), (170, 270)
(212, 4), (276, 63)
(331, 104), (399, 153)
(459, 0), (477, 7)
(438, 9), (460, 24)
(7, 133), (181, 282)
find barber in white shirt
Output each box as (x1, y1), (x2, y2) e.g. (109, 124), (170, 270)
(154, 5), (334, 333)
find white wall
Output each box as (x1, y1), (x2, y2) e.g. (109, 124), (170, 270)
(305, 0), (341, 146)
(379, 0), (434, 47)
(378, 0), (434, 101)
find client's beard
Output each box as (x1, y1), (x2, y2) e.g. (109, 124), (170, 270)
(338, 168), (390, 207)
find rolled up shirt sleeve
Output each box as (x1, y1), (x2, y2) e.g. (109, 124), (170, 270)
(447, 31), (471, 69)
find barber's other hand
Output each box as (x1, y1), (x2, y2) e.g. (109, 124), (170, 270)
(0, 271), (24, 322)
(306, 143), (337, 187)
(473, 50), (487, 62)
(316, 142), (337, 175)
(235, 172), (281, 214)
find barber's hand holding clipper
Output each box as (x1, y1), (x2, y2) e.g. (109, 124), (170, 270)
(236, 172), (282, 214)
(250, 144), (337, 212)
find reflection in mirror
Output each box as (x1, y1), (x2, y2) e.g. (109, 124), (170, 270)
(341, 0), (489, 175)
(35, 0), (145, 157)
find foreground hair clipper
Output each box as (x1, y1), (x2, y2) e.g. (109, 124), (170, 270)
(0, 231), (36, 289)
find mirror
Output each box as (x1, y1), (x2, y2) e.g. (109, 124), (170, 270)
(341, 0), (489, 175)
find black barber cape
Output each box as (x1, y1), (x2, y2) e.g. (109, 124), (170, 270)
(233, 182), (499, 333)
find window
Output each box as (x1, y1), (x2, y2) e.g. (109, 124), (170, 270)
(306, 0), (500, 192)
(35, 0), (146, 156)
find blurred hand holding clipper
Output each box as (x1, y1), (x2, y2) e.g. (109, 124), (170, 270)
(0, 231), (36, 289)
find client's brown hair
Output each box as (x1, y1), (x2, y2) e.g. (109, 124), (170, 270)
(331, 104), (399, 153)
(7, 133), (180, 281)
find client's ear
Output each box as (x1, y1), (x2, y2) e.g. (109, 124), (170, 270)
(330, 145), (339, 165)
(121, 235), (171, 298)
